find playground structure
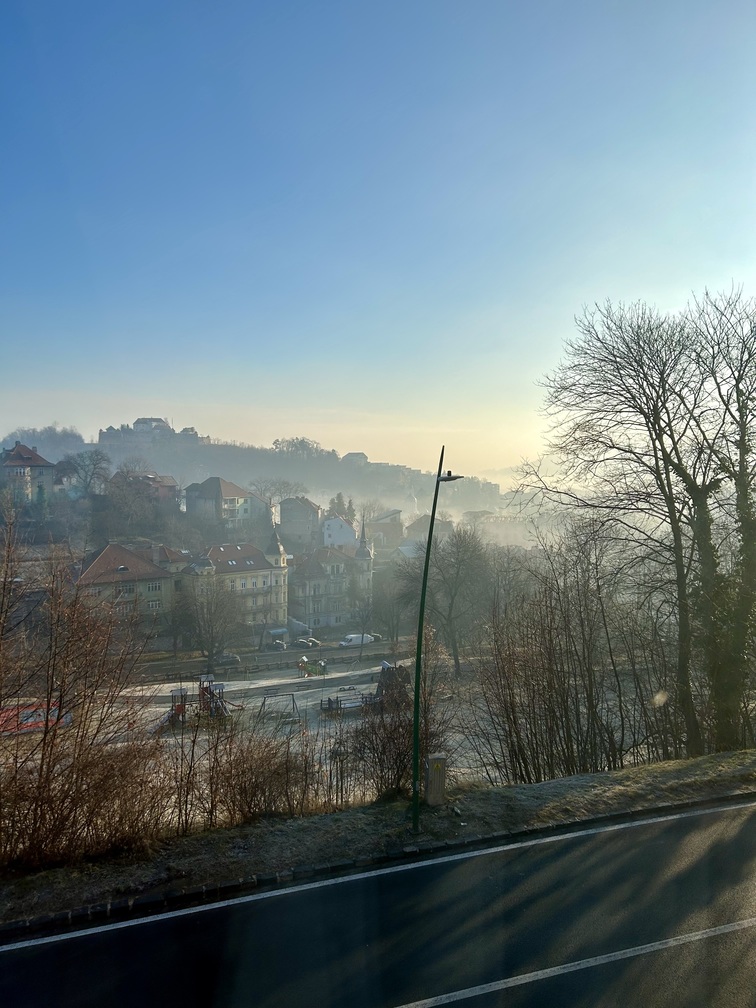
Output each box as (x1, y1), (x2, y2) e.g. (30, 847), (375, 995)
(320, 691), (380, 715)
(0, 702), (72, 735)
(160, 674), (241, 732)
(375, 661), (411, 705)
(297, 656), (328, 677)
(253, 690), (303, 733)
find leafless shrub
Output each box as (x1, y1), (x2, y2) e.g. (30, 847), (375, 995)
(343, 630), (457, 801)
(0, 508), (174, 868)
(462, 523), (685, 785)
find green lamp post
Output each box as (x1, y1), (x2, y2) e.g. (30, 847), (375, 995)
(412, 446), (463, 833)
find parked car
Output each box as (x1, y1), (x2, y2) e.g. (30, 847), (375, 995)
(265, 639), (287, 651)
(339, 633), (375, 647)
(295, 637), (321, 649)
(216, 652), (241, 666)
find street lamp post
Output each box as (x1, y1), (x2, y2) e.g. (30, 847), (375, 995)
(412, 446), (463, 833)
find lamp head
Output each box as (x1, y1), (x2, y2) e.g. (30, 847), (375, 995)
(438, 470), (464, 483)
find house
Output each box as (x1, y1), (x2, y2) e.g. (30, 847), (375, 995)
(278, 496), (322, 549)
(321, 514), (358, 549)
(128, 543), (192, 573)
(76, 543), (174, 624)
(109, 470), (179, 506)
(132, 417), (173, 436)
(404, 514), (454, 545)
(184, 477), (271, 527)
(341, 452), (369, 466)
(366, 509), (404, 550)
(1, 442), (56, 504)
(184, 538), (288, 639)
(288, 540), (372, 632)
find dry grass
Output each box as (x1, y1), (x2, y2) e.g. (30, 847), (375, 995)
(2, 750), (756, 926)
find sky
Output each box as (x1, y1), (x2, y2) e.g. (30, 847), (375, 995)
(3, 1), (756, 483)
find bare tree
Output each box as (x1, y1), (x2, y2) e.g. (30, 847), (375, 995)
(463, 518), (682, 784)
(372, 564), (410, 645)
(179, 575), (246, 670)
(531, 290), (756, 754)
(397, 526), (492, 676)
(63, 448), (112, 496)
(249, 477), (307, 505)
(356, 499), (387, 522)
(116, 455), (151, 477)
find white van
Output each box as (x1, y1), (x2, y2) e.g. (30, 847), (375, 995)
(338, 633), (375, 647)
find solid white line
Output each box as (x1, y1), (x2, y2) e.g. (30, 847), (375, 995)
(392, 916), (756, 1006)
(1, 797), (755, 954)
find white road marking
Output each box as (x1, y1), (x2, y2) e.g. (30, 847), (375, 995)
(1, 798), (755, 954)
(393, 916), (756, 1006)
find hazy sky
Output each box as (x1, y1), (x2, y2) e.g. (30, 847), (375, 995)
(4, 1), (756, 482)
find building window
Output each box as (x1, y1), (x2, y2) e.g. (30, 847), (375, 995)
(312, 618), (320, 626)
(147, 582), (161, 592)
(251, 598), (257, 606)
(229, 581), (235, 589)
(85, 586), (102, 597)
(241, 580), (246, 590)
(252, 580), (257, 588)
(148, 600), (162, 611)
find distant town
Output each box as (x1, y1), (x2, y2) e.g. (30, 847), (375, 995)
(0, 416), (532, 653)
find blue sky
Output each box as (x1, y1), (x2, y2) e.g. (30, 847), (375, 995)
(3, 1), (756, 482)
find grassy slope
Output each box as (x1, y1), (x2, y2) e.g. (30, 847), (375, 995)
(2, 752), (756, 925)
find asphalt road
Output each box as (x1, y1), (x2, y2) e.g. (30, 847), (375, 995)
(136, 642), (402, 683)
(3, 801), (756, 1008)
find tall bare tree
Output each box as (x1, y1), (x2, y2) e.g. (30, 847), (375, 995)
(179, 575), (246, 670)
(398, 526), (492, 676)
(531, 289), (756, 754)
(63, 448), (112, 496)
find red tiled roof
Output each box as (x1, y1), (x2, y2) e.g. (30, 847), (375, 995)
(205, 542), (273, 572)
(78, 544), (170, 585)
(2, 443), (54, 467)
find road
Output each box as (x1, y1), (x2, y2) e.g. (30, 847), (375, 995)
(3, 800), (756, 1007)
(136, 642), (403, 685)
